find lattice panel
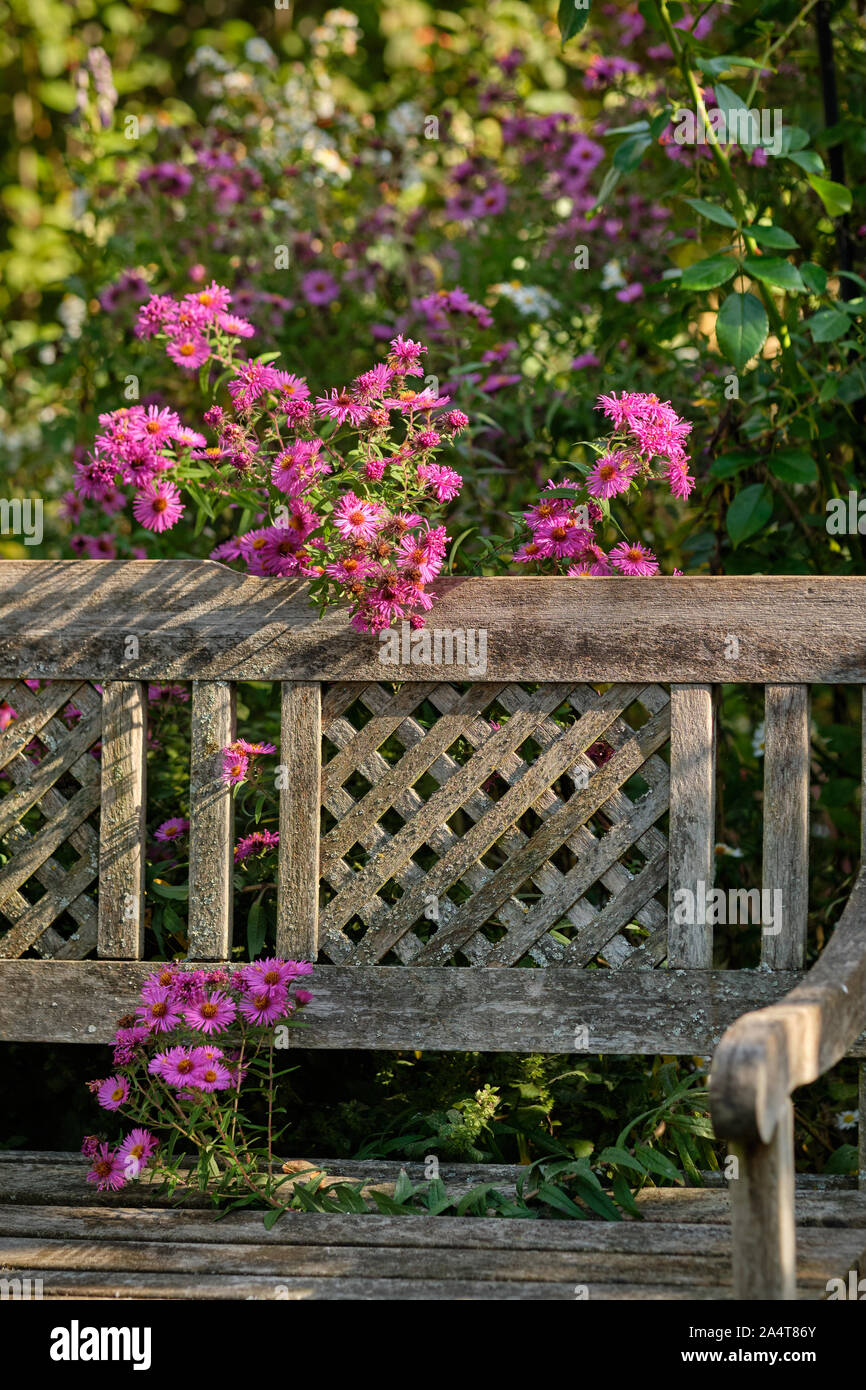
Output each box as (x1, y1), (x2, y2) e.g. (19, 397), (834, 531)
(317, 681), (672, 968)
(0, 680), (102, 960)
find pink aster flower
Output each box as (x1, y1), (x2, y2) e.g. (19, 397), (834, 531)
(324, 554), (378, 584)
(396, 532), (444, 582)
(186, 281), (232, 317)
(417, 463), (463, 502)
(97, 1075), (130, 1111)
(667, 460), (696, 499)
(86, 1144), (128, 1192)
(193, 1061), (234, 1092)
(314, 388), (369, 427)
(333, 493), (384, 542)
(222, 750), (249, 785)
(218, 312), (255, 337)
(234, 829), (280, 864)
(132, 478), (185, 533)
(301, 269), (339, 305)
(227, 358), (282, 410)
(136, 985), (183, 1033)
(239, 985), (290, 1026)
(586, 452), (636, 499)
(166, 331), (210, 370)
(184, 990), (237, 1034)
(158, 1046), (204, 1088)
(154, 817), (189, 843)
(245, 957), (309, 989)
(134, 405), (182, 447)
(532, 517), (588, 559)
(387, 335), (427, 376)
(609, 540), (660, 576)
(230, 738), (277, 756)
(118, 1128), (158, 1178)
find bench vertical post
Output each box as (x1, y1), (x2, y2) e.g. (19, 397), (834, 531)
(729, 1101), (796, 1300)
(188, 681), (236, 960)
(277, 681), (321, 960)
(98, 682), (147, 959)
(668, 684), (716, 967)
(762, 685), (810, 970)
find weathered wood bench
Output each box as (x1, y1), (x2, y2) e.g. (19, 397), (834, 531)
(1, 561), (866, 1301)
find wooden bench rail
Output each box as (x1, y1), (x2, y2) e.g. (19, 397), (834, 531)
(5, 563), (866, 681)
(710, 868), (866, 1146)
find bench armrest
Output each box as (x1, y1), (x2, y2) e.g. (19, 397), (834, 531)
(710, 869), (866, 1145)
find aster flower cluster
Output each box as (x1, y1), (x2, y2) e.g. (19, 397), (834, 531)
(83, 959), (313, 1204)
(83, 281), (467, 633)
(514, 392), (694, 577)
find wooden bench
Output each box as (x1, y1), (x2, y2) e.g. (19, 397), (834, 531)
(1, 560), (866, 1301)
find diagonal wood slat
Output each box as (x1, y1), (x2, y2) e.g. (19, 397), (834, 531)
(317, 681), (673, 969)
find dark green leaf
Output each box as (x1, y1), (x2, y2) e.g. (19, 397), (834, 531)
(809, 308), (851, 342)
(613, 133), (653, 172)
(597, 1145), (647, 1175)
(787, 149), (824, 174)
(680, 255), (737, 291)
(726, 483), (772, 547)
(768, 449), (817, 484)
(682, 197), (737, 229)
(742, 256), (805, 293)
(744, 224), (798, 250)
(558, 0), (591, 43)
(633, 1144), (684, 1184)
(800, 262), (828, 295)
(247, 901), (268, 961)
(715, 292), (769, 369)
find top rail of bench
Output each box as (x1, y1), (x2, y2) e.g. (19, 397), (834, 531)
(1, 562), (865, 683)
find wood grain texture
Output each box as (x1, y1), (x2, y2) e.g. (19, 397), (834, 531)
(97, 682), (146, 959)
(5, 562), (866, 681)
(711, 869), (866, 1143)
(762, 685), (811, 970)
(277, 682), (321, 960)
(188, 682), (235, 960)
(668, 685), (716, 968)
(0, 959), (845, 1052)
(728, 1101), (797, 1300)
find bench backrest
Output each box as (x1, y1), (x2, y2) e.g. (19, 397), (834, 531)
(1, 561), (864, 1058)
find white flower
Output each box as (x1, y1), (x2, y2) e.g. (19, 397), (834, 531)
(835, 1109), (859, 1131)
(57, 295), (87, 339)
(751, 721), (765, 758)
(244, 38), (276, 65)
(386, 101), (425, 140)
(601, 258), (626, 290)
(188, 45), (229, 74)
(714, 843), (744, 858)
(493, 281), (560, 316)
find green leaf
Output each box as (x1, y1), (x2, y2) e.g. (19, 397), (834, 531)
(787, 149), (824, 174)
(535, 1182), (587, 1219)
(558, 0), (591, 43)
(612, 1170), (643, 1216)
(150, 880), (189, 900)
(777, 125), (811, 155)
(263, 1204), (288, 1230)
(633, 1144), (684, 1184)
(800, 262), (828, 295)
(807, 175), (852, 217)
(742, 256), (805, 293)
(679, 255), (737, 291)
(589, 164), (621, 214)
(709, 451), (756, 479)
(715, 292), (769, 370)
(695, 54), (768, 77)
(744, 224), (798, 250)
(247, 901), (268, 961)
(809, 308), (851, 343)
(726, 483), (772, 547)
(824, 1144), (858, 1175)
(682, 197), (737, 229)
(613, 133), (653, 172)
(572, 1176), (622, 1221)
(597, 1146), (647, 1175)
(768, 448), (817, 485)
